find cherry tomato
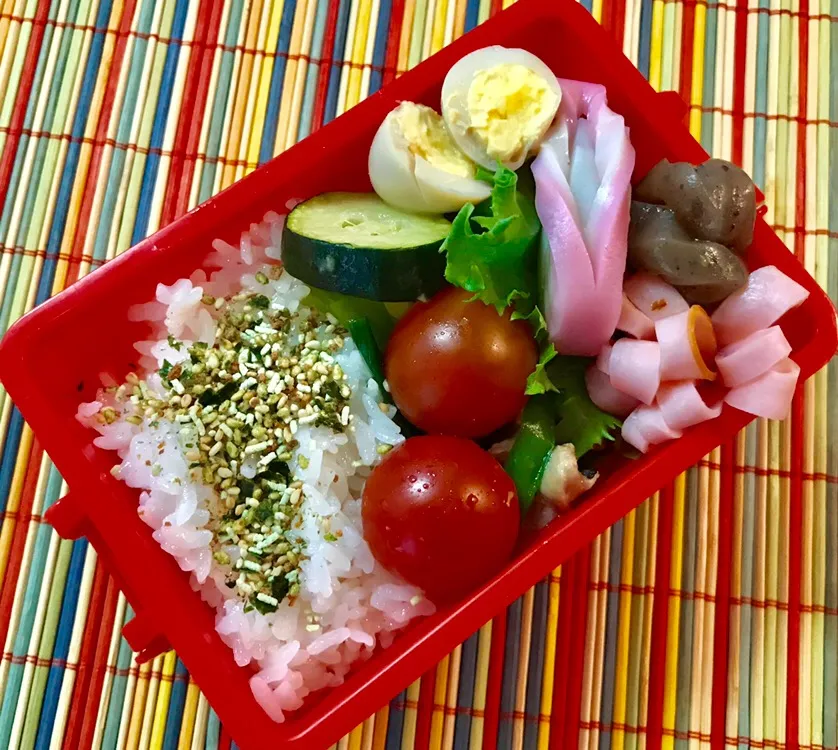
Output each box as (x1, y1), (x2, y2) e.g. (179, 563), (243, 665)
(384, 287), (537, 438)
(362, 436), (519, 602)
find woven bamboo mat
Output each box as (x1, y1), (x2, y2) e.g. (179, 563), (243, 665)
(0, 0), (835, 748)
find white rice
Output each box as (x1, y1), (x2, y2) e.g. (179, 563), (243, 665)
(79, 212), (434, 722)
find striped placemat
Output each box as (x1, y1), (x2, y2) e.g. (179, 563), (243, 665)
(0, 0), (835, 748)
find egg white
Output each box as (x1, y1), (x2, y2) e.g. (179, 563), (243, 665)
(368, 103), (491, 214)
(441, 46), (562, 170)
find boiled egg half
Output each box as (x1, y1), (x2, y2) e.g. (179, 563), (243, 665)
(368, 102), (491, 214)
(442, 47), (562, 170)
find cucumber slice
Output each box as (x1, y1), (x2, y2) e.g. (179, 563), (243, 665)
(283, 193), (451, 301)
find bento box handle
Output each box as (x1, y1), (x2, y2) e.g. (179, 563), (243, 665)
(45, 492), (173, 662)
(44, 493), (87, 540)
(122, 615), (172, 663)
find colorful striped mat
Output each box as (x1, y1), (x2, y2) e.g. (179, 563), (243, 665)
(0, 0), (835, 748)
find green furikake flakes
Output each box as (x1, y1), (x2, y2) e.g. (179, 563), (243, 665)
(116, 289), (353, 614)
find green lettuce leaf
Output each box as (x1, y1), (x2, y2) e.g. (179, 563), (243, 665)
(546, 355), (622, 457)
(525, 343), (558, 395)
(441, 165), (541, 312)
(510, 303), (548, 339)
(514, 303), (558, 396)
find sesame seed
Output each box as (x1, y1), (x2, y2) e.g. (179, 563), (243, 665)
(258, 451), (277, 466)
(244, 441), (269, 455)
(107, 289), (357, 614)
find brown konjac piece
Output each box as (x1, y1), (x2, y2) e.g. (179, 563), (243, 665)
(634, 158), (756, 253)
(628, 202), (748, 305)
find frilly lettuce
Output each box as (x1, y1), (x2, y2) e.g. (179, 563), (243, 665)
(547, 355), (621, 457)
(441, 165), (540, 312)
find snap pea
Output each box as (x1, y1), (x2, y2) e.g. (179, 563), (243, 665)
(346, 317), (419, 438)
(346, 318), (386, 390)
(504, 396), (556, 514)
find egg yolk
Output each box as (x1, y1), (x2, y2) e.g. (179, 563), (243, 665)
(464, 63), (558, 164)
(392, 103), (475, 178)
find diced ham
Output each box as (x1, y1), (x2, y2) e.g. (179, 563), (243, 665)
(596, 343), (613, 375)
(656, 381), (723, 431)
(585, 365), (640, 417)
(711, 265), (809, 345)
(608, 339), (661, 405)
(715, 325), (792, 388)
(724, 357), (800, 420)
(623, 271), (690, 321)
(616, 294), (656, 339)
(656, 306), (718, 381)
(621, 404), (682, 454)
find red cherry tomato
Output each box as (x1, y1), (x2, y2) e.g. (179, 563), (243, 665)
(362, 436), (520, 602)
(384, 286), (537, 438)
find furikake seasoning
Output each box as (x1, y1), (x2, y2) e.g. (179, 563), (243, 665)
(110, 286), (353, 614)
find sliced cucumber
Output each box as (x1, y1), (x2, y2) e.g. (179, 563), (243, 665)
(283, 193), (451, 301)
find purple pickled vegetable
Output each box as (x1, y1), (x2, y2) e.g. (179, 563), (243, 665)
(628, 201), (748, 305)
(634, 158), (756, 253)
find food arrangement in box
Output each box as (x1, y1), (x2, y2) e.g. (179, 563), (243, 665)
(73, 46), (811, 722)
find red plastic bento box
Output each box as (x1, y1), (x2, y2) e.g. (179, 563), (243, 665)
(1, 0), (836, 747)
